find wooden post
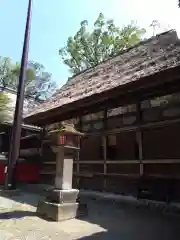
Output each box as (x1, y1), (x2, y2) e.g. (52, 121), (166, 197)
(39, 127), (46, 158)
(136, 102), (143, 176)
(4, 0), (32, 190)
(103, 109), (107, 190)
(76, 117), (82, 187)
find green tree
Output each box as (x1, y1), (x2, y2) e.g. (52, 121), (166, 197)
(0, 57), (57, 100)
(0, 92), (11, 122)
(0, 57), (14, 88)
(59, 13), (146, 75)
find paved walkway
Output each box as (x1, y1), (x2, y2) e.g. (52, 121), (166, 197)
(0, 192), (180, 239)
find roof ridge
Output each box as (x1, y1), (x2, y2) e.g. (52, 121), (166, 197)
(51, 30), (177, 94)
(24, 29), (180, 122)
(65, 29), (176, 81)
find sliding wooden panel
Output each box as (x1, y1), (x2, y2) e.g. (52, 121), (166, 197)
(143, 123), (180, 159)
(80, 135), (103, 161)
(105, 132), (137, 161)
(105, 175), (139, 196)
(78, 175), (104, 191)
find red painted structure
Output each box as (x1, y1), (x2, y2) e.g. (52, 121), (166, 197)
(0, 159), (41, 184)
(0, 122), (42, 185)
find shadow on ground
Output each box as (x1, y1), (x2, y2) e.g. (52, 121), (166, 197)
(0, 184), (44, 207)
(0, 210), (36, 219)
(1, 187), (180, 239)
(76, 197), (180, 240)
(0, 193), (42, 207)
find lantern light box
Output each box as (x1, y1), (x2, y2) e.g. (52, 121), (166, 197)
(48, 123), (84, 149)
(58, 135), (80, 148)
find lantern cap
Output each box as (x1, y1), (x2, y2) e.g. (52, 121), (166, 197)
(49, 122), (84, 136)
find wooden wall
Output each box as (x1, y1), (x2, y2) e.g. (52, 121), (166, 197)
(72, 92), (180, 201)
(26, 91), (180, 202)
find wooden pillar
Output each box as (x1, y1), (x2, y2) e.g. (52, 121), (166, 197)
(0, 134), (2, 153)
(4, 0), (32, 190)
(103, 109), (107, 190)
(39, 127), (46, 158)
(136, 102), (143, 176)
(76, 117), (82, 187)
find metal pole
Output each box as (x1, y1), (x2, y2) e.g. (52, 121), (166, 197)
(4, 0), (32, 190)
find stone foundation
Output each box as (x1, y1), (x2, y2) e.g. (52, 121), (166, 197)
(37, 201), (79, 221)
(46, 189), (79, 203)
(37, 188), (87, 221)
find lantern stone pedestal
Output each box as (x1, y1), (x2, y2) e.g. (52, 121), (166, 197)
(37, 124), (87, 221)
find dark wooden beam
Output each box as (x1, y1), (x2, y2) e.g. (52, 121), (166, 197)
(81, 116), (180, 137)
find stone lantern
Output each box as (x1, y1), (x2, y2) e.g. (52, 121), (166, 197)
(37, 122), (86, 221)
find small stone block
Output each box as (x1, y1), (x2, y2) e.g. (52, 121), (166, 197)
(37, 200), (87, 221)
(46, 189), (79, 203)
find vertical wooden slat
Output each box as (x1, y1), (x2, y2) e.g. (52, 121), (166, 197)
(0, 134), (2, 153)
(76, 117), (82, 187)
(39, 127), (47, 185)
(40, 127), (46, 158)
(136, 102), (144, 176)
(103, 108), (107, 190)
(136, 131), (143, 175)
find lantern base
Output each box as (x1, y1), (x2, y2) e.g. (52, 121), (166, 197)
(37, 201), (87, 222)
(46, 188), (79, 204)
(37, 188), (87, 221)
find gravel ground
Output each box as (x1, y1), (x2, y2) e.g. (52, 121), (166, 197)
(0, 192), (180, 239)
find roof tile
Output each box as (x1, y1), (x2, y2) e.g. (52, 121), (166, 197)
(25, 30), (180, 119)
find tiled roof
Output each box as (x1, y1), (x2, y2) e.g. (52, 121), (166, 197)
(25, 30), (180, 119)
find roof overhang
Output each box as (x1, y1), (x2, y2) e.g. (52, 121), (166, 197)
(24, 65), (180, 126)
(0, 122), (42, 132)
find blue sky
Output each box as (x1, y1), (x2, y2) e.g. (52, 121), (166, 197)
(0, 0), (180, 87)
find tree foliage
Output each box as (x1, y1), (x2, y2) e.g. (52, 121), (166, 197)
(59, 13), (146, 75)
(0, 57), (57, 100)
(0, 92), (11, 122)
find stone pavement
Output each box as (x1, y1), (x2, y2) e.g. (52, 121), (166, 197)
(0, 191), (180, 239)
